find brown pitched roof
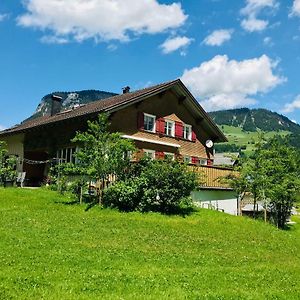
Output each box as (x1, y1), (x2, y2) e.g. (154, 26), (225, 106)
(0, 80), (179, 136)
(0, 79), (227, 142)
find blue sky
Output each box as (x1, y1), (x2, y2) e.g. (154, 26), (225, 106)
(1, 0), (300, 129)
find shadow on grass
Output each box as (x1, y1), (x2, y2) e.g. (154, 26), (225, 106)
(55, 194), (98, 210)
(163, 206), (198, 218)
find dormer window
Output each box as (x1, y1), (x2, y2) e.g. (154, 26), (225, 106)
(164, 120), (175, 137)
(183, 124), (192, 140)
(144, 113), (156, 132)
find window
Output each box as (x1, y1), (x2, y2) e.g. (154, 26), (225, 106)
(183, 124), (192, 140)
(144, 113), (156, 132)
(184, 156), (191, 164)
(164, 120), (175, 136)
(200, 159), (207, 165)
(56, 147), (76, 164)
(165, 152), (175, 160)
(123, 150), (133, 160)
(143, 149), (155, 160)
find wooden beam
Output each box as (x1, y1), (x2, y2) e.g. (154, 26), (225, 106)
(178, 95), (187, 104)
(108, 112), (115, 120)
(195, 117), (204, 125)
(135, 101), (142, 109)
(158, 91), (166, 98)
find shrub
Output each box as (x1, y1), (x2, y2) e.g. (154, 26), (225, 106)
(103, 179), (142, 212)
(138, 159), (197, 213)
(0, 141), (17, 186)
(103, 159), (198, 214)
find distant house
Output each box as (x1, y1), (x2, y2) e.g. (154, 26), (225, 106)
(191, 166), (239, 215)
(213, 152), (239, 167)
(0, 78), (238, 209)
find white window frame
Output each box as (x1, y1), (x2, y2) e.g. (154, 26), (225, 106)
(183, 124), (192, 141)
(144, 113), (156, 133)
(123, 150), (135, 162)
(143, 149), (155, 160)
(164, 152), (175, 161)
(184, 155), (191, 164)
(200, 159), (207, 166)
(164, 120), (175, 137)
(56, 147), (77, 164)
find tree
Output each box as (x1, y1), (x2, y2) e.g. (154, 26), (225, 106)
(71, 113), (136, 204)
(261, 138), (300, 228)
(224, 134), (268, 217)
(227, 135), (300, 229)
(0, 141), (17, 186)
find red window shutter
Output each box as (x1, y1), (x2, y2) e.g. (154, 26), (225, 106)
(191, 156), (199, 164)
(138, 112), (144, 130)
(155, 151), (164, 159)
(156, 118), (165, 134)
(207, 159), (213, 166)
(191, 130), (196, 142)
(175, 121), (183, 138)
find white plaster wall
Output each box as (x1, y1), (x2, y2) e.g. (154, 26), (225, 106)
(1, 134), (24, 172)
(195, 199), (238, 215)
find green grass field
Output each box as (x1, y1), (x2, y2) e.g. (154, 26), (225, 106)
(1, 188), (300, 299)
(219, 125), (290, 154)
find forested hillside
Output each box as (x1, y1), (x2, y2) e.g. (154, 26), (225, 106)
(209, 108), (300, 133)
(208, 108), (300, 152)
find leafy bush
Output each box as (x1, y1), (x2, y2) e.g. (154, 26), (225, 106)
(0, 141), (17, 186)
(103, 158), (198, 214)
(103, 179), (142, 212)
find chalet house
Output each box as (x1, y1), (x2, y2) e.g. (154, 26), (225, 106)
(0, 79), (228, 188)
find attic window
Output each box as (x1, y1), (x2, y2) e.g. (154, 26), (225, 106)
(164, 120), (175, 137)
(183, 124), (192, 140)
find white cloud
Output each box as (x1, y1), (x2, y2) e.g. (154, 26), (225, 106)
(199, 94), (257, 111)
(40, 35), (69, 44)
(181, 54), (285, 111)
(160, 36), (193, 54)
(17, 0), (187, 43)
(0, 14), (8, 22)
(203, 29), (233, 46)
(107, 44), (118, 51)
(241, 17), (268, 32)
(240, 0), (279, 32)
(263, 36), (273, 46)
(290, 0), (300, 16)
(282, 95), (300, 113)
(0, 125), (7, 131)
(241, 0), (278, 16)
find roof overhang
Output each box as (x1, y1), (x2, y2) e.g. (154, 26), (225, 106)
(122, 135), (180, 148)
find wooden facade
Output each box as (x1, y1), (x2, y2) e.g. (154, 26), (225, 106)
(0, 80), (228, 186)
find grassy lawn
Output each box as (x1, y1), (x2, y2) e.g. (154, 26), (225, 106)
(1, 188), (300, 299)
(219, 125), (290, 154)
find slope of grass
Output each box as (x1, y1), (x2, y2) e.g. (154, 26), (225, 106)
(0, 188), (300, 299)
(219, 125), (290, 154)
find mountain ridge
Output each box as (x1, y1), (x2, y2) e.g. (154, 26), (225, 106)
(208, 108), (300, 134)
(25, 89), (118, 122)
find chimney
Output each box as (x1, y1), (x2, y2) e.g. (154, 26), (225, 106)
(51, 95), (63, 116)
(122, 86), (130, 94)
